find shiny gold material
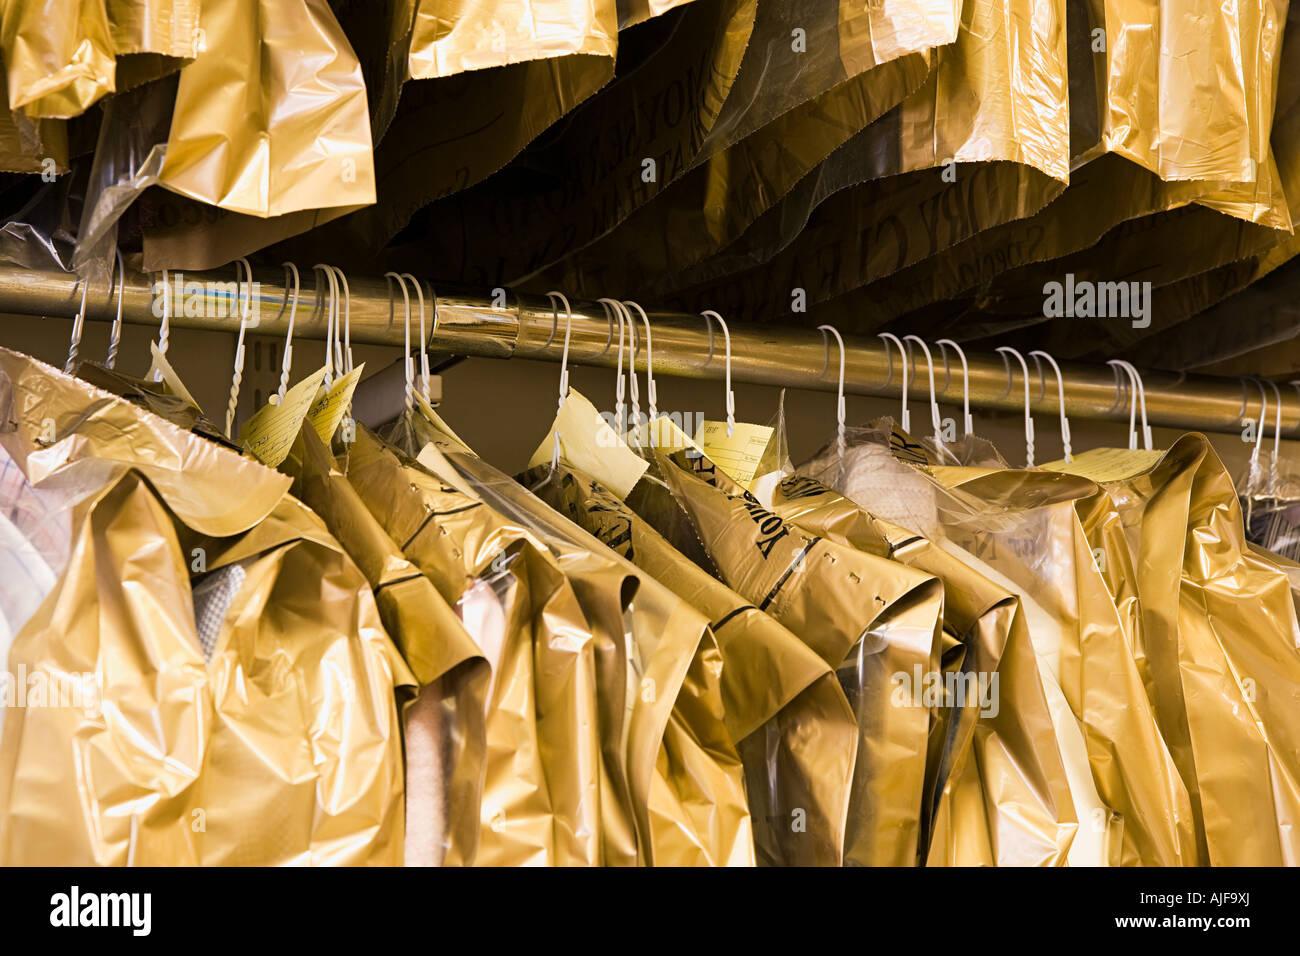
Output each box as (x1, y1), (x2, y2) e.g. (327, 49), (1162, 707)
(1, 0), (116, 118)
(106, 0), (199, 56)
(406, 411), (755, 866)
(1075, 434), (1300, 865)
(779, 444), (1077, 867)
(395, 0), (756, 278)
(158, 0), (376, 218)
(923, 465), (1198, 865)
(347, 423), (607, 865)
(281, 425), (490, 866)
(1084, 0), (1286, 190)
(531, 461), (858, 865)
(402, 0), (617, 80)
(0, 348), (412, 865)
(654, 450), (942, 864)
(545, 0), (943, 292)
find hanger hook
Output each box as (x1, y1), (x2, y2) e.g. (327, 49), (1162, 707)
(312, 264), (339, 387)
(625, 305), (642, 434)
(535, 290), (574, 489)
(152, 267), (171, 381)
(1122, 360), (1152, 451)
(105, 249), (126, 370)
(1243, 375), (1267, 465)
(700, 310), (735, 436)
(903, 335), (944, 450)
(1263, 378), (1283, 489)
(623, 300), (656, 420)
(1107, 360), (1152, 451)
(878, 332), (910, 433)
(817, 324), (847, 464)
(1107, 362), (1139, 450)
(384, 272), (413, 412)
(996, 346), (1035, 467)
(1029, 350), (1072, 462)
(401, 273), (431, 402)
(225, 257), (255, 439)
(935, 339), (973, 437)
(273, 262), (301, 401)
(598, 298), (628, 436)
(63, 274), (91, 375)
(334, 265), (353, 374)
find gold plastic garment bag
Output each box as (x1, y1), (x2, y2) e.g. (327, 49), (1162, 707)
(158, 0), (375, 218)
(649, 447), (943, 865)
(401, 406), (756, 866)
(527, 461), (859, 865)
(1069, 434), (1300, 865)
(907, 462), (1196, 867)
(0, 348), (411, 865)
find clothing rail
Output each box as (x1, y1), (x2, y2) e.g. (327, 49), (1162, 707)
(0, 262), (1293, 439)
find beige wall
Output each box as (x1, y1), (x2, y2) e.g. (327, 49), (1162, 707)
(1, 310), (1287, 484)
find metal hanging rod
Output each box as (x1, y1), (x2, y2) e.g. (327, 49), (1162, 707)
(0, 262), (1292, 439)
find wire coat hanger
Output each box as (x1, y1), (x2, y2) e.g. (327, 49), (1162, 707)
(63, 275), (90, 374)
(225, 257), (254, 438)
(878, 332), (910, 433)
(276, 262), (301, 400)
(400, 273), (430, 402)
(996, 346), (1035, 467)
(904, 335), (943, 450)
(623, 301), (656, 421)
(312, 263), (338, 388)
(598, 298), (627, 436)
(153, 267), (171, 381)
(384, 272), (414, 414)
(935, 339), (973, 436)
(818, 324), (847, 464)
(530, 291), (573, 492)
(105, 249), (126, 370)
(1030, 350), (1072, 462)
(700, 310), (735, 437)
(1107, 359), (1152, 450)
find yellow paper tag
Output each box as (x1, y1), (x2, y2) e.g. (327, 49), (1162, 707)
(528, 388), (649, 499)
(697, 420), (775, 488)
(240, 365), (328, 467)
(1039, 446), (1164, 483)
(307, 363), (365, 443)
(628, 414), (705, 455)
(146, 342), (200, 410)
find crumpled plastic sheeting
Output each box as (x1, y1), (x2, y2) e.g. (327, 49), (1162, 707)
(403, 0), (617, 81)
(0, 348), (413, 865)
(651, 449), (943, 865)
(158, 0), (376, 218)
(529, 461), (858, 866)
(1086, 0), (1285, 188)
(929, 466), (1197, 866)
(397, 411), (756, 866)
(535, 0), (956, 294)
(1081, 435), (1300, 866)
(348, 424), (608, 866)
(106, 0), (199, 57)
(794, 430), (1078, 866)
(280, 424), (490, 867)
(0, 54), (68, 173)
(1, 0), (116, 119)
